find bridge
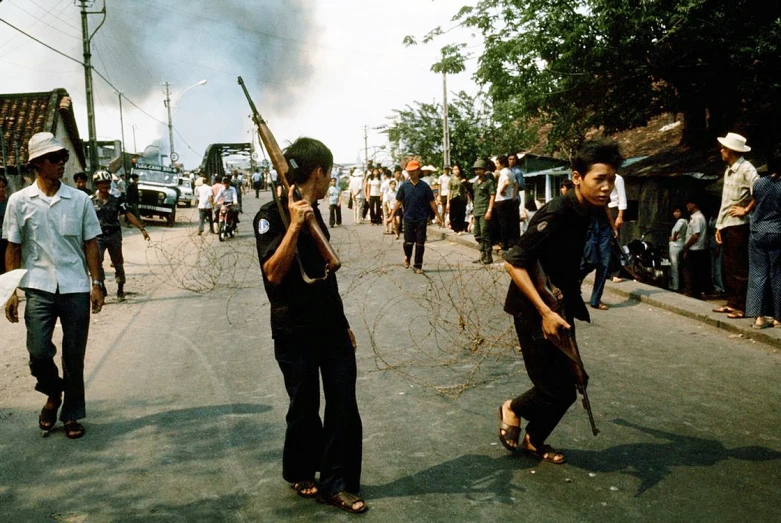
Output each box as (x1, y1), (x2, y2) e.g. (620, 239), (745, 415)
(198, 142), (252, 182)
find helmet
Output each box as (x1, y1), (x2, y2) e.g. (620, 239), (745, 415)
(92, 170), (112, 184)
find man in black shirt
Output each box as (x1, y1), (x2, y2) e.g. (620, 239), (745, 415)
(254, 137), (366, 514)
(386, 160), (442, 274)
(497, 140), (623, 464)
(125, 172), (140, 223)
(91, 171), (150, 300)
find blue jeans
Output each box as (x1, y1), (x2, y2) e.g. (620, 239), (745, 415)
(580, 218), (613, 307)
(24, 289), (91, 421)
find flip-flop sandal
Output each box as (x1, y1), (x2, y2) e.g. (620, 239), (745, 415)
(712, 306), (734, 313)
(318, 491), (368, 514)
(291, 481), (319, 498)
(752, 322), (771, 329)
(38, 401), (61, 431)
(497, 406), (521, 452)
(64, 421), (85, 439)
(592, 303), (609, 311)
(726, 311), (745, 319)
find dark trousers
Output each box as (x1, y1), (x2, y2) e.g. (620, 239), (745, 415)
(746, 232), (781, 319)
(580, 218), (613, 307)
(495, 199), (521, 250)
(254, 181), (261, 198)
(369, 196), (382, 224)
(198, 208), (213, 233)
(275, 329), (362, 496)
(403, 218), (428, 269)
(24, 289), (90, 421)
(473, 214), (492, 260)
(682, 249), (711, 298)
(721, 224), (750, 311)
(97, 231), (125, 285)
(329, 204), (342, 227)
(0, 238), (7, 274)
(449, 197), (467, 233)
(509, 315), (576, 447)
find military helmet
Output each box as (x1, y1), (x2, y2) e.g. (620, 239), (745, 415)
(92, 170), (112, 184)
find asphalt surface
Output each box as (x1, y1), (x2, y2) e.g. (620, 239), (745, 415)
(0, 191), (779, 522)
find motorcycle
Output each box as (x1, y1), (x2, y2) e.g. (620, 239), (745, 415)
(216, 203), (238, 241)
(619, 232), (670, 288)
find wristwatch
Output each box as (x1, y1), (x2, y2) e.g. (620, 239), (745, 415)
(92, 280), (102, 287)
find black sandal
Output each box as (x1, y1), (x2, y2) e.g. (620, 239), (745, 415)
(319, 491), (368, 514)
(497, 406), (521, 452)
(291, 480), (319, 498)
(521, 435), (566, 464)
(38, 399), (61, 431)
(64, 421), (85, 439)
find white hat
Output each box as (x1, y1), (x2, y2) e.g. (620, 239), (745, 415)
(27, 132), (66, 162)
(421, 164), (437, 172)
(717, 132), (751, 153)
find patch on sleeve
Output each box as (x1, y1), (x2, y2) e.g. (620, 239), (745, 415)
(257, 218), (270, 235)
(537, 221), (548, 232)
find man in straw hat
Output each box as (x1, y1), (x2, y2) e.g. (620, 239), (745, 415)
(711, 132), (759, 319)
(3, 132), (103, 439)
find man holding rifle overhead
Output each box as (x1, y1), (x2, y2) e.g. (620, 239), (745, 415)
(253, 138), (366, 514)
(498, 139), (622, 464)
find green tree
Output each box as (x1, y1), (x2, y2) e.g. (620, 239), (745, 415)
(423, 0), (780, 153)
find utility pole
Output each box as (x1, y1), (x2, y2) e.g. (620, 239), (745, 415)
(163, 82), (174, 167)
(117, 91), (127, 174)
(131, 124), (137, 153)
(364, 125), (368, 171)
(78, 0), (106, 173)
(442, 72), (450, 169)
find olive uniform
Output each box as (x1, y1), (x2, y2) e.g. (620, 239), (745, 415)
(254, 198), (362, 497)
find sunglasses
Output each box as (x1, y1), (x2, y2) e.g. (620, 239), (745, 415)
(41, 150), (70, 164)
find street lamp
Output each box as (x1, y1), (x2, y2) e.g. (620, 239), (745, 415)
(163, 79), (207, 167)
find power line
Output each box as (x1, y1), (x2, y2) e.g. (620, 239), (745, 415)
(8, 0), (81, 40)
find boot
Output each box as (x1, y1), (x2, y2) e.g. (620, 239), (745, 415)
(117, 283), (125, 301)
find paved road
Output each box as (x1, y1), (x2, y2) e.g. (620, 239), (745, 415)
(0, 191), (779, 522)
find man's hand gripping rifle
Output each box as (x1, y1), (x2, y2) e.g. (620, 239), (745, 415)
(530, 261), (600, 436)
(238, 76), (341, 278)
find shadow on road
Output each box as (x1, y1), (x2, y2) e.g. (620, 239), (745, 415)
(563, 418), (781, 496)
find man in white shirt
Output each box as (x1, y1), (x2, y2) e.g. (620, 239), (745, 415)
(438, 166), (451, 226)
(3, 133), (103, 439)
(607, 173), (628, 282)
(195, 177), (214, 234)
(682, 196), (710, 298)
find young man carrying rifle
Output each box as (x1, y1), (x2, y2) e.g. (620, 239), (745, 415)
(253, 137), (366, 514)
(498, 139), (622, 464)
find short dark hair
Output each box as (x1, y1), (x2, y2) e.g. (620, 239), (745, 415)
(284, 137), (333, 185)
(768, 143), (781, 175)
(495, 155), (508, 168)
(561, 180), (574, 190)
(685, 194), (702, 208)
(0, 175), (7, 187)
(73, 172), (87, 181)
(572, 139), (623, 176)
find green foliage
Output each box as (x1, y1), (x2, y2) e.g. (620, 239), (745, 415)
(432, 0), (781, 153)
(387, 92), (539, 169)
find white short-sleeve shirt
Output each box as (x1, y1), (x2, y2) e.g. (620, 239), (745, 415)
(3, 181), (102, 294)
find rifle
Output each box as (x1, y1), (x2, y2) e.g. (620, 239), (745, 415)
(238, 76), (341, 280)
(529, 261), (600, 436)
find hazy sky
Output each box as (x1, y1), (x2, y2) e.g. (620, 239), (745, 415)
(0, 0), (481, 168)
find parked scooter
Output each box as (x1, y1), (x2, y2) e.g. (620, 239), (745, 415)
(217, 203), (238, 241)
(619, 232), (669, 287)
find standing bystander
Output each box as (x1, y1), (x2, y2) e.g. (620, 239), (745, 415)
(682, 196), (710, 298)
(712, 133), (758, 318)
(327, 177), (342, 228)
(471, 159), (496, 264)
(195, 176), (214, 234)
(3, 133), (104, 439)
(668, 206), (688, 292)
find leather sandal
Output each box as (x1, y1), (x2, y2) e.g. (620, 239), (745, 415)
(291, 480), (319, 498)
(712, 306), (734, 313)
(521, 434), (566, 464)
(318, 491), (368, 514)
(64, 421), (85, 439)
(497, 406), (521, 452)
(38, 397), (61, 431)
(726, 310), (745, 319)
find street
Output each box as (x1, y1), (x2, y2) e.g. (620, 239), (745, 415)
(0, 191), (779, 523)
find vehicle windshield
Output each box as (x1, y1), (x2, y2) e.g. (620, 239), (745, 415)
(136, 170), (177, 185)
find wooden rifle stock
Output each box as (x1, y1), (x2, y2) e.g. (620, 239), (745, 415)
(237, 76), (341, 275)
(530, 262), (600, 436)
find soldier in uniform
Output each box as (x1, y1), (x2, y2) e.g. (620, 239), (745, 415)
(91, 171), (150, 300)
(498, 139), (623, 464)
(253, 137), (366, 514)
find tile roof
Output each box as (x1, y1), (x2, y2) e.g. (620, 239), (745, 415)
(0, 88), (85, 170)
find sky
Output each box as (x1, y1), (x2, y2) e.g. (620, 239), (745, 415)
(0, 0), (482, 169)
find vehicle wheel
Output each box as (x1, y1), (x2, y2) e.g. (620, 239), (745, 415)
(166, 208), (176, 227)
(218, 223), (225, 241)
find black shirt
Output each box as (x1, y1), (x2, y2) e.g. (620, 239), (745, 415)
(254, 198), (349, 339)
(91, 194), (129, 236)
(126, 181), (139, 204)
(503, 190), (594, 323)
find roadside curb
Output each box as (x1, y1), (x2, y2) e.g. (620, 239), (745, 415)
(437, 225), (781, 350)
